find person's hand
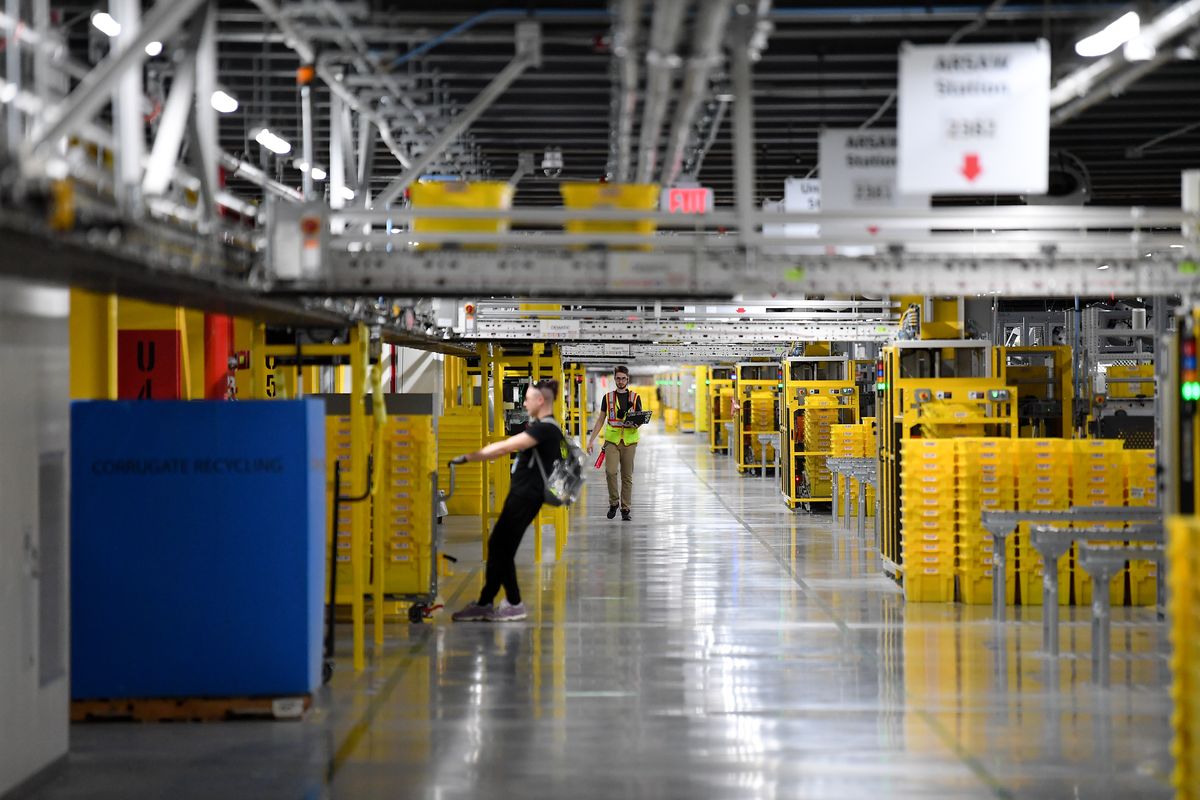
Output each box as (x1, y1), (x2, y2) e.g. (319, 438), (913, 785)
(449, 455), (468, 466)
(587, 442), (594, 455)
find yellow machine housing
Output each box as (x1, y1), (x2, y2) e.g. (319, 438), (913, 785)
(732, 361), (782, 474)
(878, 340), (997, 574)
(778, 357), (858, 509)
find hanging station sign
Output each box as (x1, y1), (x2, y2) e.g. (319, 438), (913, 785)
(897, 41), (1050, 195)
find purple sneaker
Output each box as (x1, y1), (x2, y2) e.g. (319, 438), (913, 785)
(451, 602), (493, 622)
(490, 600), (527, 622)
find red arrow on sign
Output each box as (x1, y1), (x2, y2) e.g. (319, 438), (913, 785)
(961, 153), (983, 182)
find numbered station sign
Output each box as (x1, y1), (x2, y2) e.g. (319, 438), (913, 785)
(818, 129), (928, 211)
(897, 41), (1049, 195)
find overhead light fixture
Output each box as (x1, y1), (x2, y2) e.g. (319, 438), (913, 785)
(1124, 36), (1156, 61)
(254, 128), (291, 155)
(144, 41), (163, 57)
(338, 186), (356, 201)
(1172, 244), (1186, 249)
(210, 90), (239, 114)
(1075, 11), (1140, 57)
(1097, 264), (1111, 270)
(91, 11), (121, 38)
(310, 167), (327, 181)
(0, 82), (17, 104)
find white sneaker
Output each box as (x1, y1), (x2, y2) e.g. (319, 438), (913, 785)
(491, 600), (527, 622)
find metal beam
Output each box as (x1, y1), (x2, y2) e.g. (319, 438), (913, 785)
(189, 1), (220, 220)
(111, 0), (143, 213)
(374, 24), (540, 207)
(465, 318), (896, 342)
(611, 0), (641, 182)
(314, 246), (1200, 298)
(142, 50), (196, 197)
(730, 13), (757, 247)
(661, 0), (733, 185)
(27, 0), (208, 156)
(634, 0), (689, 183)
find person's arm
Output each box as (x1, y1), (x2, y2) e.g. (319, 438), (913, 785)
(586, 397), (608, 453)
(451, 431), (538, 465)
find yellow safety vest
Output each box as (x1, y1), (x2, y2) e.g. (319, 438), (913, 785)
(603, 390), (641, 445)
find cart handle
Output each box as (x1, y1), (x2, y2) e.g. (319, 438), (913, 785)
(441, 462), (457, 502)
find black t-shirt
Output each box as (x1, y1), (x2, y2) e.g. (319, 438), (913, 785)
(509, 419), (564, 498)
(599, 390), (640, 420)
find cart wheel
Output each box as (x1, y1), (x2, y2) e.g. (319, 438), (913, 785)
(322, 661), (334, 685)
(408, 604), (427, 624)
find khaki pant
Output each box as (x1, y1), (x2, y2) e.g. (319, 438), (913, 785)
(604, 440), (637, 511)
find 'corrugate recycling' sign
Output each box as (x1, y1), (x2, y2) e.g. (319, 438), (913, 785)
(897, 41), (1049, 195)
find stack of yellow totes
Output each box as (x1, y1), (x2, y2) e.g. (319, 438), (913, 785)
(955, 439), (1016, 604)
(901, 439), (956, 602)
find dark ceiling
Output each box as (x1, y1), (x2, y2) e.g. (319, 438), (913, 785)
(57, 1), (1200, 208)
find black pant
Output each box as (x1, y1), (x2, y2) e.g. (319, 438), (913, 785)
(478, 490), (543, 606)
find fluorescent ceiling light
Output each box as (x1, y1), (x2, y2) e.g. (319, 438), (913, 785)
(210, 90), (239, 114)
(1075, 11), (1140, 57)
(310, 167), (327, 181)
(91, 11), (121, 37)
(294, 160), (310, 172)
(144, 41), (162, 57)
(1097, 264), (1110, 270)
(254, 128), (291, 155)
(0, 82), (17, 104)
(1172, 244), (1185, 249)
(1123, 36), (1156, 62)
(338, 186), (355, 201)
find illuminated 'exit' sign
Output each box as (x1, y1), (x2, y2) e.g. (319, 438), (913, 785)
(661, 187), (713, 214)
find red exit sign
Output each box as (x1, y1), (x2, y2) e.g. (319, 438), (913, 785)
(662, 187), (713, 214)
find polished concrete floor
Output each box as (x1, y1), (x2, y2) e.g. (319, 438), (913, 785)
(34, 429), (1172, 799)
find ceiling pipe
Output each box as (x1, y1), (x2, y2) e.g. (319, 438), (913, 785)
(248, 0), (413, 172)
(634, 0), (690, 184)
(610, 0), (641, 183)
(1050, 0), (1200, 116)
(661, 0), (735, 186)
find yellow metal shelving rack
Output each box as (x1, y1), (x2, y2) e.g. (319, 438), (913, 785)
(779, 356), (858, 509)
(706, 366), (735, 453)
(993, 345), (1073, 438)
(732, 361), (782, 474)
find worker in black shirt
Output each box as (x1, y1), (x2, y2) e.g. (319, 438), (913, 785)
(449, 379), (563, 623)
(586, 365), (642, 521)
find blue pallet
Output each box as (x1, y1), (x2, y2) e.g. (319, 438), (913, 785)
(71, 400), (326, 700)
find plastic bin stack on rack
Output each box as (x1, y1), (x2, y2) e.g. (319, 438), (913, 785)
(901, 440), (957, 602)
(1072, 439), (1126, 605)
(956, 439), (1016, 604)
(326, 414), (355, 601)
(831, 422), (864, 517)
(436, 411), (481, 515)
(410, 181), (514, 251)
(831, 418), (879, 518)
(1125, 449), (1159, 605)
(1016, 439), (1072, 606)
(743, 390), (779, 470)
(1168, 516), (1200, 800)
(560, 182), (659, 250)
(803, 395), (839, 500)
(379, 416), (436, 596)
(1107, 363), (1154, 398)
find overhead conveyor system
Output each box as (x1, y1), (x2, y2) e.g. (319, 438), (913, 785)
(462, 299), (898, 343)
(561, 344), (788, 365)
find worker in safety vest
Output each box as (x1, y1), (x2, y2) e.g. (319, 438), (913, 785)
(587, 365), (644, 521)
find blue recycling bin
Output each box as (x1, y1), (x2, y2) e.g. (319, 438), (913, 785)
(70, 400), (326, 700)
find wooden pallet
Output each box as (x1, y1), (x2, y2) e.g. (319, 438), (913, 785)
(71, 694), (311, 723)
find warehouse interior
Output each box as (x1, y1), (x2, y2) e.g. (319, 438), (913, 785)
(2, 0), (1200, 798)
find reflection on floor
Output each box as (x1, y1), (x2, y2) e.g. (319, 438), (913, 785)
(35, 429), (1172, 799)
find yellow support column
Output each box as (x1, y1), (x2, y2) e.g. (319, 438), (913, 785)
(369, 356), (387, 647)
(349, 324), (368, 672)
(69, 289), (118, 399)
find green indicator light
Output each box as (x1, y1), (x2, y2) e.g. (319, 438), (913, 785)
(1185, 382), (1200, 401)
(1180, 260), (1198, 275)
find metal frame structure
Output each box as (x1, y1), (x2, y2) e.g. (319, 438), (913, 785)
(732, 360), (782, 476)
(778, 356), (859, 510)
